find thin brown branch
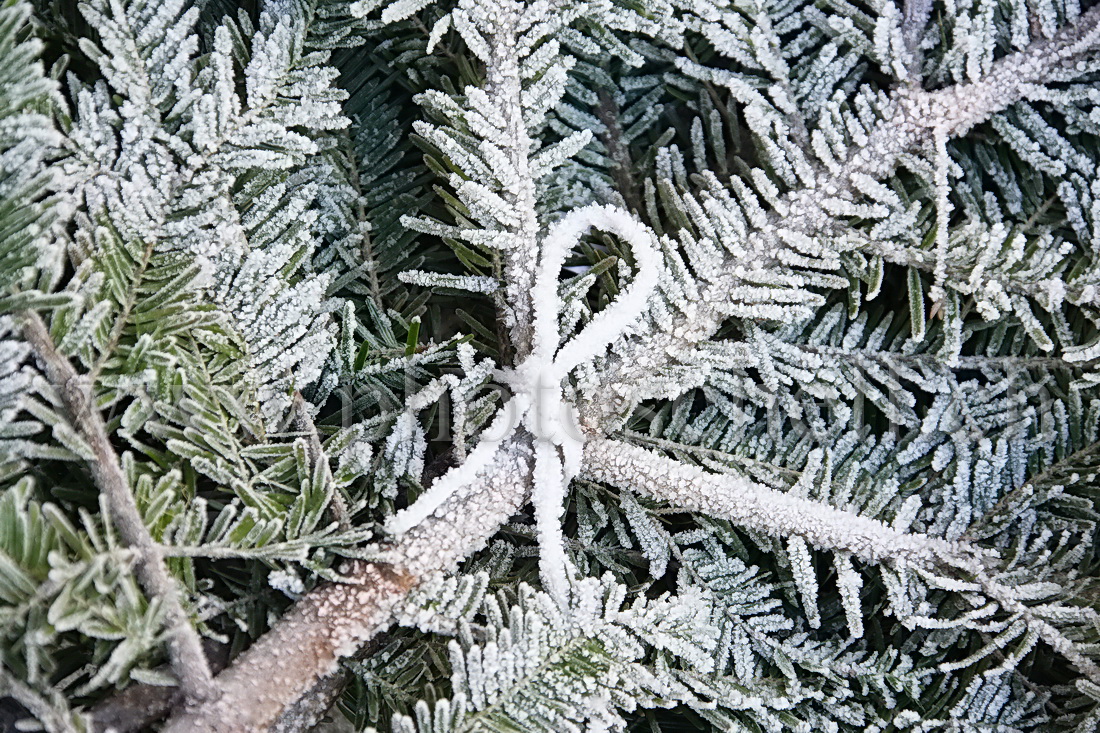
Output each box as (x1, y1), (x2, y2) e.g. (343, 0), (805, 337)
(163, 561), (412, 733)
(19, 311), (216, 704)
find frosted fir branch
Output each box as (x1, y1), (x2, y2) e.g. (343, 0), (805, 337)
(782, 2), (1100, 238)
(0, 1), (67, 312)
(901, 0), (933, 73)
(675, 0), (811, 143)
(161, 434), (534, 732)
(853, 223), (1097, 315)
(18, 312), (216, 704)
(58, 1), (349, 426)
(387, 574), (718, 733)
(211, 239), (338, 426)
(75, 0), (199, 116)
(792, 343), (1100, 374)
(977, 580), (1100, 686)
(386, 0), (660, 359)
(585, 5), (1100, 429)
(581, 437), (982, 570)
(68, 0), (349, 254)
(587, 436), (1100, 681)
(905, 566), (1100, 685)
(426, 0), (544, 357)
(964, 439), (1100, 542)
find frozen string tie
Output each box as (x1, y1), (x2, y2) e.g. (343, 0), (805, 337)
(386, 204), (661, 605)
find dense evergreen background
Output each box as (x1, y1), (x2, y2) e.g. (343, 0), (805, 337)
(2, 0), (1100, 730)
